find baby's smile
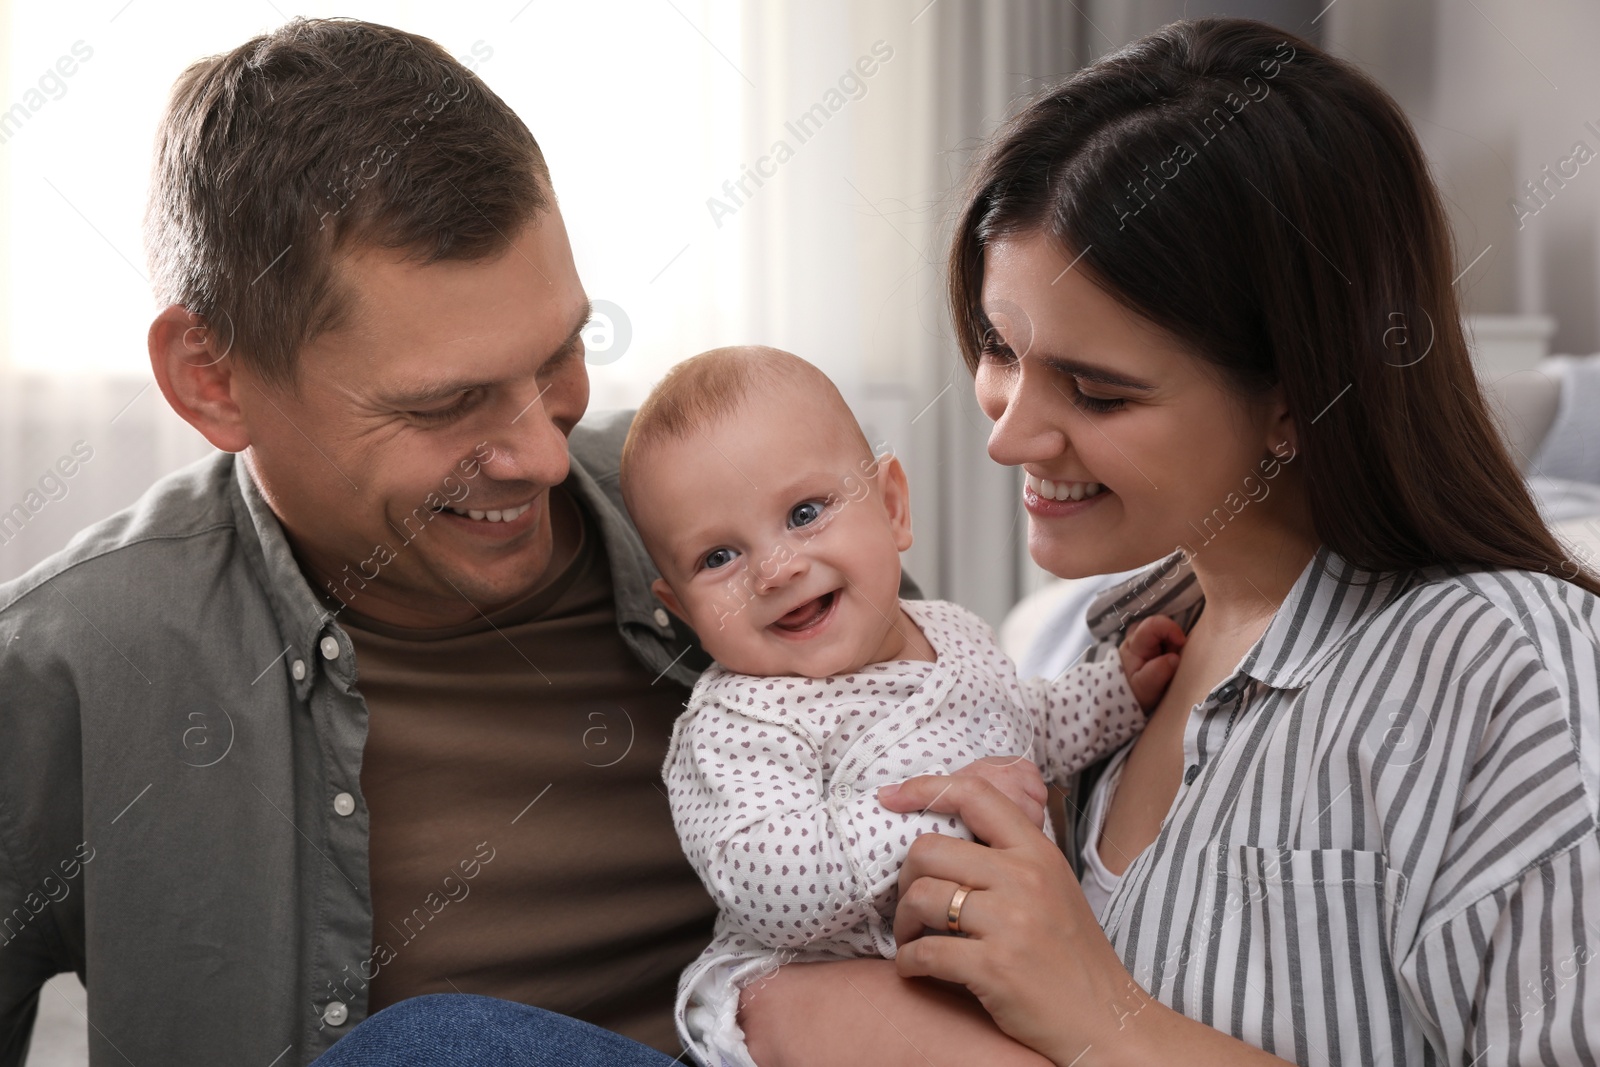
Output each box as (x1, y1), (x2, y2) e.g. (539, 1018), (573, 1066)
(767, 588), (840, 636)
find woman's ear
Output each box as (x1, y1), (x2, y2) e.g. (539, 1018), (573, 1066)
(873, 452), (915, 552)
(651, 578), (687, 623)
(148, 304), (252, 453)
(1264, 387), (1298, 459)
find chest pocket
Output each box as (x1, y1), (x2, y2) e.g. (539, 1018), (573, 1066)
(1166, 844), (1412, 1067)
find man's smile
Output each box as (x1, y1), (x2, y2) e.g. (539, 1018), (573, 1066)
(438, 499), (536, 523)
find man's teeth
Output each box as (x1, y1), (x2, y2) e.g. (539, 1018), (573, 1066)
(446, 501), (533, 523)
(1024, 473), (1104, 502)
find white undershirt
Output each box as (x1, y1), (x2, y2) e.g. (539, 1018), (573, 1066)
(1078, 742), (1132, 921)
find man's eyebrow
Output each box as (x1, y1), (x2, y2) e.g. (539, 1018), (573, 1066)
(1039, 354), (1157, 391)
(380, 301), (594, 407)
(382, 379), (496, 406)
(560, 300), (594, 355)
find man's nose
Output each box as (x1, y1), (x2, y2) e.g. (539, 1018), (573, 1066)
(477, 386), (572, 488)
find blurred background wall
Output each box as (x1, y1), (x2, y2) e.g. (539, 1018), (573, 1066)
(1, 0), (1593, 625)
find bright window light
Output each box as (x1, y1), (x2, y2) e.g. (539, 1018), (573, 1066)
(3, 0), (745, 407)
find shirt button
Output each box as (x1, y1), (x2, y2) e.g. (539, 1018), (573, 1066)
(322, 1001), (348, 1027)
(1184, 763), (1201, 785)
(319, 635), (340, 660)
(653, 608), (671, 627)
(333, 792), (356, 817)
(291, 659), (307, 681)
(1217, 683), (1238, 703)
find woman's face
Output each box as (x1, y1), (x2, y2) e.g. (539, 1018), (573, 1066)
(975, 229), (1295, 579)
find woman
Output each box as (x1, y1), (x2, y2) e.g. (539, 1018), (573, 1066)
(737, 16), (1600, 1067)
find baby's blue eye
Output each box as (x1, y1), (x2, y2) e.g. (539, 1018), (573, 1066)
(788, 501), (825, 528)
(703, 547), (737, 570)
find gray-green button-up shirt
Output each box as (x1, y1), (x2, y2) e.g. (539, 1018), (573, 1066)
(0, 410), (710, 1066)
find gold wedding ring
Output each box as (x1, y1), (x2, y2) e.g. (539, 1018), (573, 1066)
(946, 884), (974, 934)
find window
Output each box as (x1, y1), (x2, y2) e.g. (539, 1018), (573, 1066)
(2, 0), (745, 409)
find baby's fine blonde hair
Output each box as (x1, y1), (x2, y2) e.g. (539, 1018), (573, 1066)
(620, 346), (872, 503)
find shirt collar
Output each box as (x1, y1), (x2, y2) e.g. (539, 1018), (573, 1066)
(228, 454), (343, 698)
(227, 434), (688, 689)
(1086, 544), (1410, 690)
(561, 453), (674, 639)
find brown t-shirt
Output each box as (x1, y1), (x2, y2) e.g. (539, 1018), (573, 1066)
(342, 487), (714, 1053)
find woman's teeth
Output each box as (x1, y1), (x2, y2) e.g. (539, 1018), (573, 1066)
(1025, 473), (1103, 501)
(446, 501), (533, 523)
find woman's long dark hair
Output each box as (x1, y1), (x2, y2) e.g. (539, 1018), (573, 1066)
(950, 17), (1600, 596)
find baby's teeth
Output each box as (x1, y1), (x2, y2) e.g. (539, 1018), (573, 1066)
(468, 509), (486, 520)
(485, 510), (503, 522)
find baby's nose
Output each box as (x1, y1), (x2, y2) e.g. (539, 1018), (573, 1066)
(753, 544), (808, 590)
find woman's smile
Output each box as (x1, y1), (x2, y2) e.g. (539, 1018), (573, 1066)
(1022, 475), (1113, 518)
(1023, 471), (1110, 518)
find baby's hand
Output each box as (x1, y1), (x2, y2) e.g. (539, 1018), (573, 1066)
(1118, 615), (1186, 709)
(949, 755), (1047, 829)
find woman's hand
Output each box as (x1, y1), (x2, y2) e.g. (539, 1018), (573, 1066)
(877, 772), (1153, 1064)
(877, 774), (1295, 1066)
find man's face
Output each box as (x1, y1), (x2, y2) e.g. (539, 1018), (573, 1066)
(235, 210), (591, 628)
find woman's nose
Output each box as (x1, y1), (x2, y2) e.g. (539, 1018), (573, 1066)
(981, 370), (1069, 468)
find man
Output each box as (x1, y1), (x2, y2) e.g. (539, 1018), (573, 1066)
(1, 18), (730, 1065)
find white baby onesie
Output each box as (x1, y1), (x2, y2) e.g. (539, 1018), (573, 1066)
(664, 598), (1144, 1067)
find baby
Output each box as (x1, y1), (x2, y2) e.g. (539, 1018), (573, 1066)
(619, 347), (1182, 1067)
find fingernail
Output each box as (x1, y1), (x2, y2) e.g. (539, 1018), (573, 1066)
(878, 783), (899, 799)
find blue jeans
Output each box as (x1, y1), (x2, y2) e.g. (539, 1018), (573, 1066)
(311, 994), (680, 1066)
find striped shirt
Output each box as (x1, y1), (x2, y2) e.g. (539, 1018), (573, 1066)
(1074, 546), (1600, 1066)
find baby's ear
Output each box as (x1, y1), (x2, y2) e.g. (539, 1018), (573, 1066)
(651, 577), (687, 622)
(874, 453), (914, 551)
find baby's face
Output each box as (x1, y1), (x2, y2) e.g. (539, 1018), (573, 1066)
(631, 387), (913, 678)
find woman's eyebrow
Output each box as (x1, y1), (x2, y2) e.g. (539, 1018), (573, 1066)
(1039, 354), (1157, 391)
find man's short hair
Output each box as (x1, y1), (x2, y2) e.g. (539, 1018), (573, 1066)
(144, 18), (551, 386)
(620, 346), (872, 505)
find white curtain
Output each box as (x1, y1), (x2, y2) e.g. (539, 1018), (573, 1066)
(730, 0), (1080, 623)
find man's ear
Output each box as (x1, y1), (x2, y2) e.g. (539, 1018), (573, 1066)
(873, 452), (914, 552)
(148, 304), (252, 453)
(651, 577), (687, 622)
